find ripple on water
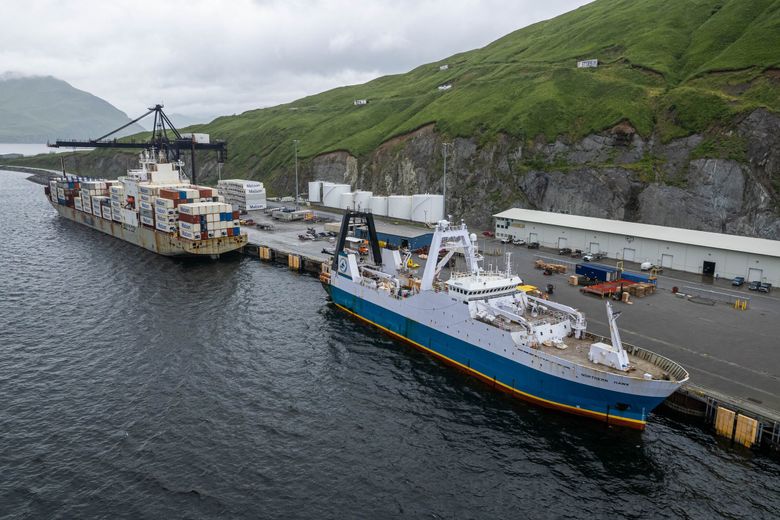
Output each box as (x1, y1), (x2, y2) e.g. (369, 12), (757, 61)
(1, 170), (779, 519)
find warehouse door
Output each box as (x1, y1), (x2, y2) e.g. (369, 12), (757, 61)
(748, 268), (763, 282)
(529, 232), (538, 242)
(661, 254), (673, 268)
(622, 248), (636, 262)
(558, 237), (567, 249)
(589, 242), (600, 253)
(703, 261), (716, 277)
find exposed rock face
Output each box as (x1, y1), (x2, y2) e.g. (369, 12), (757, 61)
(26, 110), (778, 240)
(305, 109), (779, 239)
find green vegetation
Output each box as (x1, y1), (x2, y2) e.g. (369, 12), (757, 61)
(690, 134), (748, 162)
(6, 0), (780, 182)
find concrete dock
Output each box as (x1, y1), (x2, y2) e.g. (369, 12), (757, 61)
(241, 206), (780, 452)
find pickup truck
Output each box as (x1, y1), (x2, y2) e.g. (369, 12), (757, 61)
(731, 276), (745, 286)
(759, 282), (772, 293)
(583, 252), (605, 262)
(558, 247), (572, 255)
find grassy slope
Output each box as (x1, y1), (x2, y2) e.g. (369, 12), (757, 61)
(6, 0), (779, 181)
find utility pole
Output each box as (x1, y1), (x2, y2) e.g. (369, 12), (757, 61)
(293, 139), (300, 209)
(442, 142), (452, 217)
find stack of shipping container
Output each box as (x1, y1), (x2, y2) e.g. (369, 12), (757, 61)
(48, 178), (80, 208)
(217, 179), (267, 212)
(48, 175), (243, 242)
(178, 202), (241, 241)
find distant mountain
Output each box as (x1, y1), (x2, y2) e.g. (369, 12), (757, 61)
(0, 74), (145, 143)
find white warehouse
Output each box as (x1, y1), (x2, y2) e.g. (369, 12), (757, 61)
(493, 208), (780, 285)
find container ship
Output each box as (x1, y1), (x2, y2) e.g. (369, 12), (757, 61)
(44, 150), (247, 257)
(321, 211), (689, 429)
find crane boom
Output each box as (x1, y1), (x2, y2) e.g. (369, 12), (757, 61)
(47, 104), (226, 185)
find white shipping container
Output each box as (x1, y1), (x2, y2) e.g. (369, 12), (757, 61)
(179, 204), (196, 215)
(122, 208), (138, 227)
(179, 222), (201, 232)
(179, 229), (199, 241)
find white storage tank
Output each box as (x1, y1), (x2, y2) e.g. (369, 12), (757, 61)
(353, 190), (373, 211)
(339, 192), (355, 210)
(308, 181), (323, 203)
(368, 196), (388, 216)
(411, 194), (445, 223)
(323, 183), (350, 208)
(387, 195), (413, 220)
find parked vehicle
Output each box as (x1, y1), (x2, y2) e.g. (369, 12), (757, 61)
(482, 231), (495, 237)
(571, 249), (583, 258)
(759, 282), (772, 293)
(748, 280), (762, 291)
(512, 239), (526, 246)
(582, 252), (606, 262)
(500, 237), (512, 244)
(527, 242), (540, 249)
(558, 247), (572, 256)
(732, 276), (745, 286)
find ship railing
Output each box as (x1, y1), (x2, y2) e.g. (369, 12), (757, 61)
(583, 331), (690, 383)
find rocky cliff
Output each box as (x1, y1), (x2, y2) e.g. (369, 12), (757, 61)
(300, 108), (779, 239)
(7, 108), (778, 240)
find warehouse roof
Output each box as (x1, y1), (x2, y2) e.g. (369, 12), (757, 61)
(493, 208), (780, 258)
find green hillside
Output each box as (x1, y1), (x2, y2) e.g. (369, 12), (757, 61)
(7, 0), (780, 183)
(0, 75), (144, 143)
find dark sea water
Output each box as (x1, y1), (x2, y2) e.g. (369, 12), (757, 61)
(1, 170), (779, 519)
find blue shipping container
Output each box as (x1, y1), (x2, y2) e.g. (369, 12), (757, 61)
(621, 272), (657, 285)
(576, 263), (618, 282)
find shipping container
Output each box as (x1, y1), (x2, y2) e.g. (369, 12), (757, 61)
(575, 263), (618, 282)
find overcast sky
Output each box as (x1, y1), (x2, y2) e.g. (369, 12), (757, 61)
(1, 0), (592, 122)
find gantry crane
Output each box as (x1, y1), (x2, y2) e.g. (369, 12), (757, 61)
(48, 104), (226, 184)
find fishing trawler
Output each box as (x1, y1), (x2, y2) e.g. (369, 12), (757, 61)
(321, 211), (689, 429)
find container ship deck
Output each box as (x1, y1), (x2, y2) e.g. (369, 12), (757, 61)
(45, 150), (247, 258)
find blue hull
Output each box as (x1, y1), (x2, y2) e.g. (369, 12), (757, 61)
(330, 285), (667, 428)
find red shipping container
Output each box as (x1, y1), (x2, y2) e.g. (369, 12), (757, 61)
(198, 188), (212, 198)
(227, 228), (233, 237)
(232, 210), (239, 219)
(178, 213), (199, 224)
(201, 232), (208, 240)
(159, 189), (178, 200)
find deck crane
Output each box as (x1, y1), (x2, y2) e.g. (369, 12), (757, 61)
(47, 104), (226, 185)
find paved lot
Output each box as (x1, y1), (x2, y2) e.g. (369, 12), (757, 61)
(480, 241), (780, 415)
(244, 210), (780, 416)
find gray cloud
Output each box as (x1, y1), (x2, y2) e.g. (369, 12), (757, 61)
(0, 0), (591, 122)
